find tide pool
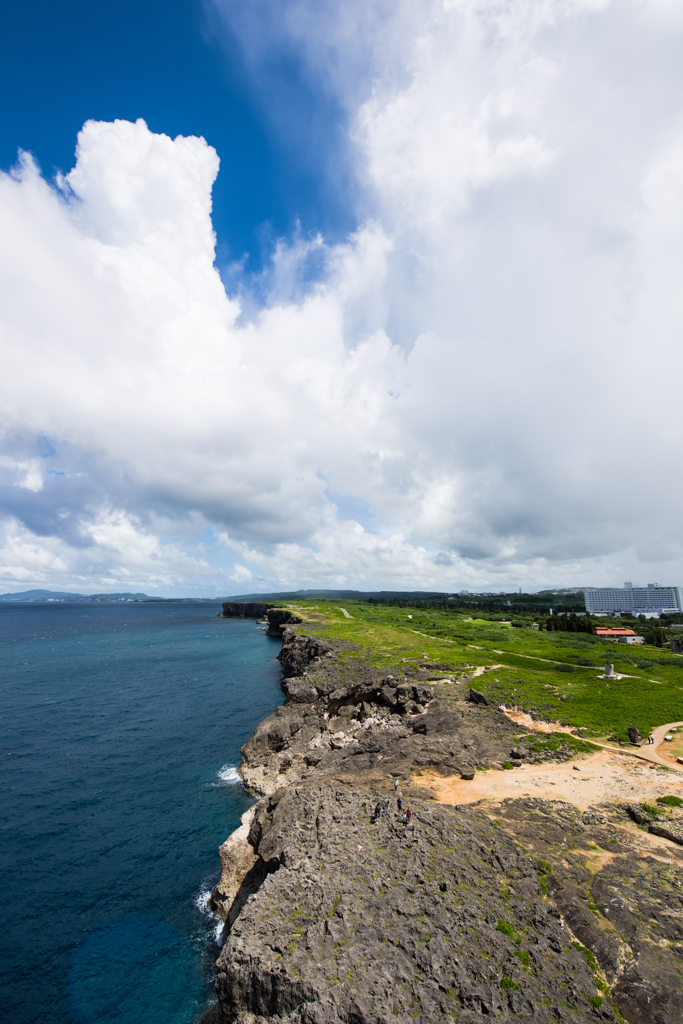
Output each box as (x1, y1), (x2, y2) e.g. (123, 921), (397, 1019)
(0, 602), (283, 1024)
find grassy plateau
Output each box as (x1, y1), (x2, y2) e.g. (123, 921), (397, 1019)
(278, 600), (683, 743)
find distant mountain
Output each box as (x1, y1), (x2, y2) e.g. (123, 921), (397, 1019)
(228, 589), (450, 602)
(0, 589), (161, 602)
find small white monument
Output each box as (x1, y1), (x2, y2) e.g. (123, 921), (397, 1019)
(604, 661), (616, 678)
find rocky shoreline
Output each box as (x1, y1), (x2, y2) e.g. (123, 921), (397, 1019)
(205, 607), (683, 1024)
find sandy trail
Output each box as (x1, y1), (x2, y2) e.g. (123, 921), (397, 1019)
(501, 709), (683, 772)
(652, 721), (683, 766)
(420, 747), (683, 811)
(503, 709), (575, 734)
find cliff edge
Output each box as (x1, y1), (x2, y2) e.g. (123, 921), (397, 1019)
(207, 608), (683, 1024)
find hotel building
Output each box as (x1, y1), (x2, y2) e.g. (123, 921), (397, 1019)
(584, 583), (682, 615)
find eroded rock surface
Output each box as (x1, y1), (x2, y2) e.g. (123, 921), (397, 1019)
(216, 787), (614, 1024)
(208, 611), (683, 1024)
(237, 621), (549, 798)
(489, 797), (683, 1024)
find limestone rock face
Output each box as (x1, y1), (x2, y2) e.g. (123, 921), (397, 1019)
(267, 609), (303, 637)
(277, 628), (334, 674)
(626, 803), (652, 826)
(208, 616), (683, 1024)
(221, 602), (271, 618)
(237, 684), (534, 798)
(487, 797), (683, 1024)
(649, 821), (683, 846)
(214, 787), (616, 1024)
(209, 806), (259, 922)
(283, 677), (319, 703)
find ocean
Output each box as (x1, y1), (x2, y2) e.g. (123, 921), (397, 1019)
(0, 602), (283, 1024)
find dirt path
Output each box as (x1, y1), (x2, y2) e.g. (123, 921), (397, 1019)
(420, 746), (683, 810)
(503, 709), (576, 735)
(650, 720), (683, 766)
(501, 708), (683, 773)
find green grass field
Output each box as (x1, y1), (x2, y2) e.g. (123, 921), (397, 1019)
(283, 599), (683, 742)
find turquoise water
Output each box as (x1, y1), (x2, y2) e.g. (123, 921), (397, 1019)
(0, 603), (283, 1024)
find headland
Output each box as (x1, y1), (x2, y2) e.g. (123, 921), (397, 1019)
(205, 602), (683, 1024)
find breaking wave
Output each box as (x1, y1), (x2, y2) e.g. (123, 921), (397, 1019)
(194, 880), (226, 946)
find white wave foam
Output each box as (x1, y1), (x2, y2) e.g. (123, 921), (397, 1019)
(216, 764), (240, 784)
(195, 881), (226, 945)
(194, 882), (213, 915)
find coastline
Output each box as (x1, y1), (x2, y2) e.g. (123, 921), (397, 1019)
(204, 605), (683, 1024)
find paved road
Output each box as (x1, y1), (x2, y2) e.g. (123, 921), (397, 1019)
(635, 720), (683, 768)
(340, 607), (353, 619)
(597, 721), (683, 772)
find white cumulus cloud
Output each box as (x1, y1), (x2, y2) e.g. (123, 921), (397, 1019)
(3, 1), (683, 594)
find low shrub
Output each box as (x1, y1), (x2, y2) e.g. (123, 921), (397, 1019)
(657, 795), (683, 807)
(524, 733), (598, 755)
(572, 941), (598, 973)
(496, 919), (520, 942)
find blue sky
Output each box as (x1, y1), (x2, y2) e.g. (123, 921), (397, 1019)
(3, 1), (683, 597)
(0, 0), (353, 273)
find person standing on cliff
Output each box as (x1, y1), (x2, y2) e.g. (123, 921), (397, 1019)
(385, 799), (390, 817)
(374, 801), (382, 822)
(397, 797), (402, 813)
(406, 808), (412, 825)
(393, 778), (399, 792)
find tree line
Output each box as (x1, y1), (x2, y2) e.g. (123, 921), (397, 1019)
(545, 613), (596, 633)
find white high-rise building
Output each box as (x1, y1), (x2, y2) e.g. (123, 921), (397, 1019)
(584, 585), (682, 615)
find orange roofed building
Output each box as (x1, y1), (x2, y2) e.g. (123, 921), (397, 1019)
(595, 627), (644, 644)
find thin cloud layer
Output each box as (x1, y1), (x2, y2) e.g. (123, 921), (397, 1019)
(2, 1), (683, 594)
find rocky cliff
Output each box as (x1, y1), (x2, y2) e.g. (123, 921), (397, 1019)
(207, 609), (683, 1024)
(220, 602), (273, 619)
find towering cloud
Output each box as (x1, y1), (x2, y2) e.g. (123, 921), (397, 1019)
(2, 1), (683, 593)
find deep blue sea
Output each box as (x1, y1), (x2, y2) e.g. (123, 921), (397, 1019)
(0, 602), (283, 1024)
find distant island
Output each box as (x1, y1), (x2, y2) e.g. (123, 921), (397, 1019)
(229, 588), (585, 602)
(0, 589), (213, 603)
(228, 588), (588, 615)
(0, 587), (588, 609)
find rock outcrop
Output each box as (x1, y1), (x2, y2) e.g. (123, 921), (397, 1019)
(207, 609), (683, 1024)
(221, 602), (272, 618)
(210, 806), (260, 923)
(215, 786), (616, 1024)
(268, 611), (304, 637)
(491, 797), (683, 1024)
